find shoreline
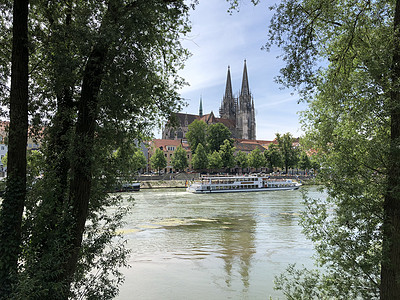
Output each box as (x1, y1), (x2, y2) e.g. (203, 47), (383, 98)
(139, 175), (317, 189)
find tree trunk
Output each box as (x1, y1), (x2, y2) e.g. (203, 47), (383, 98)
(380, 0), (400, 298)
(0, 0), (29, 297)
(48, 88), (74, 207)
(58, 32), (109, 298)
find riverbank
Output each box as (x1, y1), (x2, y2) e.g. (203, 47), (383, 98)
(139, 174), (317, 189)
(140, 180), (187, 189)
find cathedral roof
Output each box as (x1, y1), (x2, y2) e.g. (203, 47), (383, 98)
(216, 118), (235, 129)
(167, 112), (235, 131)
(199, 112), (217, 124)
(169, 112), (198, 127)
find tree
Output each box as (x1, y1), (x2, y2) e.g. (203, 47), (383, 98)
(113, 145), (147, 178)
(171, 145), (188, 172)
(150, 148), (167, 174)
(208, 150), (223, 171)
(276, 133), (298, 174)
(0, 0), (29, 297)
(186, 119), (207, 154)
(219, 139), (236, 170)
(206, 123), (232, 153)
(298, 151), (311, 174)
(247, 147), (266, 171)
(133, 150), (147, 172)
(132, 149), (147, 173)
(191, 143), (208, 170)
(264, 143), (283, 171)
(264, 0), (400, 298)
(0, 1), (191, 298)
(235, 150), (248, 171)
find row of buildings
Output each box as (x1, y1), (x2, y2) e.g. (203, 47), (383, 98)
(0, 60), (292, 174)
(147, 138), (276, 173)
(0, 124), (276, 175)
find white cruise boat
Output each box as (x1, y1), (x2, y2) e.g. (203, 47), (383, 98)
(186, 176), (301, 194)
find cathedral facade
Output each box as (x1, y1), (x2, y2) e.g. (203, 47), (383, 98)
(162, 60), (256, 140)
(219, 60), (256, 140)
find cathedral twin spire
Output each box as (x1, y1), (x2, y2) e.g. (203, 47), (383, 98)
(218, 60), (256, 140)
(163, 60), (255, 141)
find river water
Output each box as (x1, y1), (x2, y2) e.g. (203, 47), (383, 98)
(115, 186), (325, 300)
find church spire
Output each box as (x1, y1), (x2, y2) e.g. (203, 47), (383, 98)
(241, 59), (250, 96)
(199, 96), (203, 117)
(224, 65), (233, 99)
(220, 65), (236, 121)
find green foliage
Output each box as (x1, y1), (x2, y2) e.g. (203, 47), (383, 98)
(70, 197), (132, 299)
(206, 123), (232, 153)
(298, 151), (312, 171)
(266, 0), (395, 297)
(0, 0), (193, 297)
(219, 139), (236, 169)
(1, 153), (6, 168)
(274, 264), (328, 299)
(235, 150), (248, 169)
(132, 149), (147, 172)
(264, 143), (283, 170)
(113, 145), (147, 180)
(26, 150), (44, 188)
(247, 148), (265, 169)
(150, 148), (167, 173)
(191, 143), (208, 170)
(208, 150), (223, 170)
(227, 0), (260, 14)
(171, 145), (188, 171)
(186, 119), (207, 154)
(276, 133), (299, 173)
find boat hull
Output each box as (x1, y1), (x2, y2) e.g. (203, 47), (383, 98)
(186, 185), (301, 194)
(186, 176), (302, 194)
(114, 182), (140, 192)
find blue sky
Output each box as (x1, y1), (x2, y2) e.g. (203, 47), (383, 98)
(156, 0), (308, 141)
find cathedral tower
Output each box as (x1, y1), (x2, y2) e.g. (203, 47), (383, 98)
(219, 66), (236, 122)
(237, 60), (256, 140)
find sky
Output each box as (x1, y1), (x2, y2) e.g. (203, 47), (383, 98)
(155, 0), (309, 141)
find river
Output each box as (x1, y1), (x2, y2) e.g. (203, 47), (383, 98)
(114, 186), (325, 300)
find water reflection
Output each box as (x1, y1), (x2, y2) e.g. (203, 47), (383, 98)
(115, 187), (324, 300)
(218, 214), (256, 289)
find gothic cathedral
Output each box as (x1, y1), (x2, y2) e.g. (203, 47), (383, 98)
(162, 60), (256, 141)
(219, 60), (256, 140)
